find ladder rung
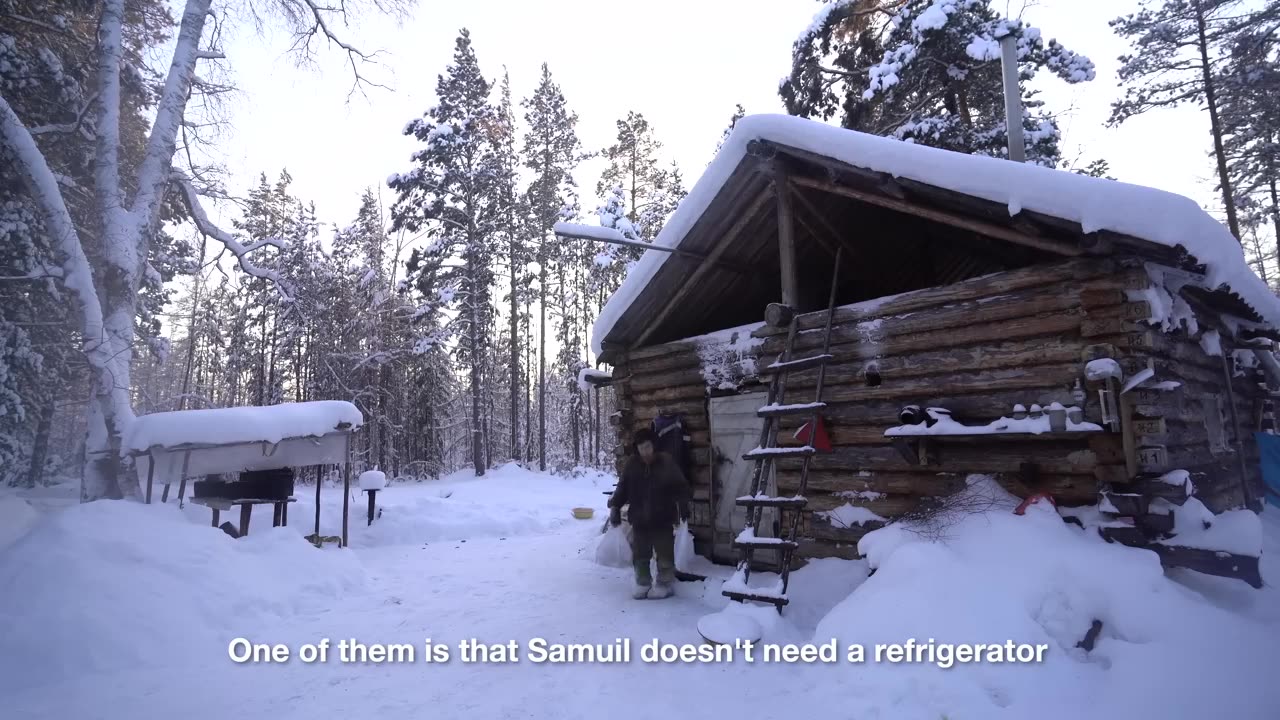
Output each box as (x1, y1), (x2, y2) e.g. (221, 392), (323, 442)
(758, 401), (827, 418)
(760, 354), (833, 374)
(722, 589), (790, 606)
(735, 495), (807, 508)
(743, 446), (815, 460)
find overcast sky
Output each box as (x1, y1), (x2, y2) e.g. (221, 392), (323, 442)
(202, 0), (1220, 237)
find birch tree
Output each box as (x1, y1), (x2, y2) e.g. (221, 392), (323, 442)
(0, 0), (411, 499)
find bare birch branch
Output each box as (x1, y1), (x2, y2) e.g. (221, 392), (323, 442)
(172, 172), (294, 302)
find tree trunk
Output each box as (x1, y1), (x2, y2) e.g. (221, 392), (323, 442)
(1269, 167), (1280, 271)
(524, 303), (532, 465)
(178, 238), (206, 410)
(25, 392), (56, 488)
(509, 241), (519, 461)
(471, 275), (485, 477)
(539, 258), (547, 471)
(1195, 0), (1242, 240)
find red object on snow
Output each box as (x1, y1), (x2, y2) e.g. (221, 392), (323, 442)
(1014, 492), (1057, 515)
(794, 416), (833, 452)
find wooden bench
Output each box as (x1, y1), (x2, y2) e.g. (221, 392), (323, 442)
(188, 496), (298, 538)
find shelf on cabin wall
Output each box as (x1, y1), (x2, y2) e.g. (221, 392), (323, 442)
(883, 429), (1111, 443)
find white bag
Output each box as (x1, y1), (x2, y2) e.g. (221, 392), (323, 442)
(594, 523), (633, 568)
(674, 520), (696, 571)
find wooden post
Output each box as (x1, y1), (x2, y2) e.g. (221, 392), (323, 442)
(239, 503), (251, 537)
(367, 490), (377, 526)
(314, 464), (322, 539)
(342, 435), (351, 547)
(176, 450), (191, 508)
(212, 508), (220, 528)
(273, 503), (282, 527)
(1220, 351), (1256, 507)
(774, 165), (799, 309)
(145, 453), (155, 505)
(281, 500), (288, 526)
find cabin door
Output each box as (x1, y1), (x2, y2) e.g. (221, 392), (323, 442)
(708, 393), (781, 565)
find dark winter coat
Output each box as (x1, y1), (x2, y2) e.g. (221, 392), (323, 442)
(609, 451), (690, 530)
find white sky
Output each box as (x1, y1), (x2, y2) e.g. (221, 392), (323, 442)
(201, 0), (1225, 239)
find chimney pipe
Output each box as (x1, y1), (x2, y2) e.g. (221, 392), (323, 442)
(999, 32), (1026, 163)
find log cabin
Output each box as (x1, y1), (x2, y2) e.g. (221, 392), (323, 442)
(583, 114), (1280, 588)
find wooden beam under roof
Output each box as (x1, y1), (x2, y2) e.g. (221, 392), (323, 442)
(789, 175), (1084, 258)
(630, 182), (778, 350)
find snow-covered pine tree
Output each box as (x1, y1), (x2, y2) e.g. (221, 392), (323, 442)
(781, 0), (896, 125)
(714, 103), (747, 156)
(231, 171), (301, 407)
(521, 61), (582, 471)
(782, 0), (1094, 167)
(389, 29), (502, 477)
(328, 189), (396, 469)
(492, 69), (527, 463)
(596, 111), (684, 240)
(1218, 18), (1280, 262)
(1108, 0), (1274, 241)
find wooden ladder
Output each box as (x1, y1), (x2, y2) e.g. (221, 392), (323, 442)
(722, 247), (842, 613)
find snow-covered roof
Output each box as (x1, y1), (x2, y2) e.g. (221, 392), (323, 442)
(591, 114), (1280, 357)
(123, 400), (364, 454)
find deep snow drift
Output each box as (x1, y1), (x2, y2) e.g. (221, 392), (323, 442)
(2, 467), (1278, 719)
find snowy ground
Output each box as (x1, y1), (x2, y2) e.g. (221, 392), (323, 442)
(2, 466), (1279, 720)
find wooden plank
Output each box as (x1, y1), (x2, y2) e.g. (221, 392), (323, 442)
(775, 168), (799, 308)
(794, 539), (861, 560)
(812, 363), (1083, 405)
(777, 444), (1102, 476)
(769, 311), (1086, 361)
(768, 285), (1085, 349)
(755, 258), (1116, 336)
(776, 470), (963, 497)
(776, 336), (1085, 388)
(1150, 545), (1263, 588)
(627, 371), (711, 394)
(803, 519), (884, 544)
(630, 187), (775, 350)
(1080, 288), (1126, 309)
(814, 389), (1093, 427)
(803, 493), (922, 516)
(789, 175), (1084, 257)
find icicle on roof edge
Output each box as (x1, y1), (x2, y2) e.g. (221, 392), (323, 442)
(590, 113), (1280, 358)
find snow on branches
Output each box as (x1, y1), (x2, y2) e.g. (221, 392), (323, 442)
(784, 0), (1095, 168)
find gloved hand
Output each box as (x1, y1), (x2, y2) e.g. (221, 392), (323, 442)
(610, 507), (622, 527)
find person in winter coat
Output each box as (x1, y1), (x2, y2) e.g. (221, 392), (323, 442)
(609, 428), (691, 599)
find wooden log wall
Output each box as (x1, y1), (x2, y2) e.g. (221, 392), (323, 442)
(1084, 265), (1272, 514)
(607, 255), (1271, 563)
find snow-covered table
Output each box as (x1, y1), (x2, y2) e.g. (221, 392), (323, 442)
(122, 401), (364, 547)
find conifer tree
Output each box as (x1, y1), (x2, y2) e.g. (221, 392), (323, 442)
(782, 0), (1094, 166)
(521, 62), (582, 470)
(389, 28), (501, 476)
(1218, 20), (1280, 258)
(1108, 0), (1271, 240)
(492, 69), (526, 462)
